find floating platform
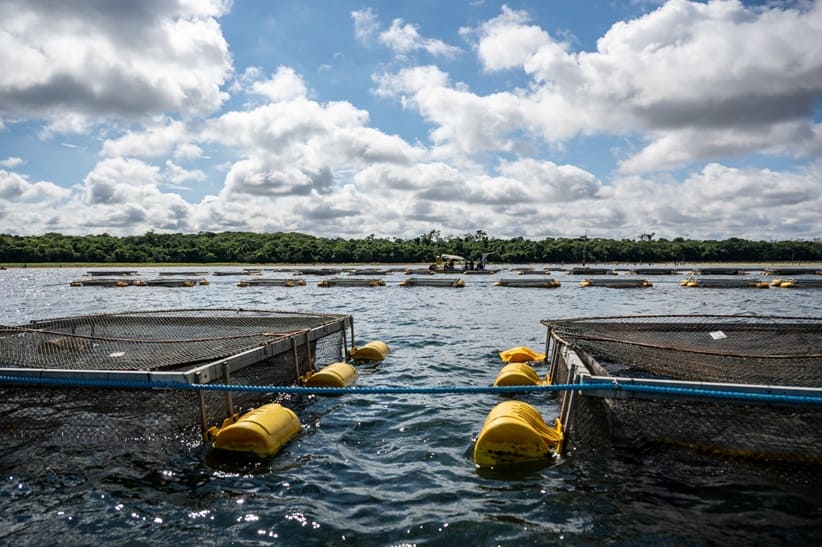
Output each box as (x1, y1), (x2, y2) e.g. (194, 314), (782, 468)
(687, 267), (745, 275)
(771, 278), (822, 289)
(399, 277), (464, 287)
(495, 278), (560, 288)
(404, 268), (436, 275)
(543, 314), (822, 463)
(681, 277), (769, 288)
(70, 277), (139, 287)
(516, 268), (552, 275)
(463, 269), (500, 275)
(580, 278), (652, 288)
(762, 268), (822, 276)
(566, 267), (617, 275)
(236, 278), (306, 287)
(317, 278), (385, 287)
(86, 270), (139, 277)
(158, 271), (207, 277)
(138, 277), (207, 287)
(294, 268), (340, 276)
(346, 268), (390, 276)
(628, 268), (679, 275)
(0, 309), (353, 442)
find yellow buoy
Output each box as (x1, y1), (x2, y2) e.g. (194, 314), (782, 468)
(304, 362), (358, 388)
(210, 403), (301, 458)
(349, 341), (391, 361)
(780, 280), (795, 288)
(473, 401), (563, 468)
(499, 346), (545, 363)
(493, 362), (549, 386)
(579, 279), (591, 287)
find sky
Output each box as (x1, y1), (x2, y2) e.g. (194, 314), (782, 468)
(0, 0), (820, 241)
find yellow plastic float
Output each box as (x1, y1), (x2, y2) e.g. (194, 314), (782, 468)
(499, 346), (545, 363)
(473, 400), (563, 468)
(493, 362), (549, 386)
(208, 403), (301, 458)
(303, 362), (359, 388)
(349, 340), (391, 362)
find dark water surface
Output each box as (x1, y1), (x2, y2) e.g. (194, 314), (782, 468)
(1, 266), (821, 545)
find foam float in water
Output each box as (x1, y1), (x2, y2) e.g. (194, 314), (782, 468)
(303, 362), (359, 388)
(473, 400), (563, 468)
(499, 346), (545, 363)
(474, 401), (563, 467)
(349, 340), (391, 361)
(208, 403), (301, 458)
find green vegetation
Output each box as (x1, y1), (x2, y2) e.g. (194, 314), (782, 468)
(0, 231), (820, 265)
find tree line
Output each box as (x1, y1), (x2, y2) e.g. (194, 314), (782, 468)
(0, 231), (820, 264)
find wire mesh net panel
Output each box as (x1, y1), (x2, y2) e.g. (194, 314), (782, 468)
(544, 314), (822, 386)
(544, 315), (822, 464)
(0, 308), (345, 372)
(0, 308), (349, 444)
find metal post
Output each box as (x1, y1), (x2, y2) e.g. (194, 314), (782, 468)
(223, 362), (234, 417)
(196, 371), (208, 435)
(291, 336), (300, 379)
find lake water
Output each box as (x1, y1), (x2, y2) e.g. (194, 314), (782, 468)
(1, 265), (821, 545)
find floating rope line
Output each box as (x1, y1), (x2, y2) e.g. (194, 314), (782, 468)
(1, 374), (821, 406)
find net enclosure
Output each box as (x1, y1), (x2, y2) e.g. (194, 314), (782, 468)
(543, 314), (822, 463)
(0, 308), (352, 443)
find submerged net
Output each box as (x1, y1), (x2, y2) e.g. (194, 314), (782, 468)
(543, 314), (822, 386)
(0, 308), (350, 444)
(544, 315), (822, 464)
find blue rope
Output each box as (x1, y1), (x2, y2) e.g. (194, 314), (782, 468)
(1, 374), (821, 405)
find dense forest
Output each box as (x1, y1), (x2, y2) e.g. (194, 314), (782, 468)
(0, 231), (820, 265)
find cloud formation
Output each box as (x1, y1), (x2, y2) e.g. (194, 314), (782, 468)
(0, 1), (819, 242)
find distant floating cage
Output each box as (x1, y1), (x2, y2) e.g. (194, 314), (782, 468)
(86, 270), (139, 277)
(687, 267), (745, 275)
(543, 314), (822, 463)
(70, 278), (138, 287)
(317, 277), (385, 287)
(158, 271), (207, 277)
(579, 278), (652, 288)
(770, 278), (822, 289)
(295, 268), (340, 276)
(566, 267), (616, 275)
(404, 268), (436, 275)
(516, 268), (552, 275)
(138, 277), (207, 287)
(762, 268), (821, 276)
(463, 269), (499, 275)
(399, 277), (464, 287)
(495, 278), (560, 288)
(0, 308), (352, 443)
(628, 268), (679, 275)
(346, 269), (390, 276)
(680, 277), (769, 288)
(237, 278), (306, 287)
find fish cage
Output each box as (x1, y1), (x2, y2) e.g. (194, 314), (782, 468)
(579, 278), (652, 288)
(543, 314), (822, 463)
(566, 267), (617, 275)
(399, 277), (464, 287)
(627, 268), (679, 275)
(0, 308), (352, 443)
(770, 278), (822, 289)
(70, 278), (140, 287)
(317, 277), (385, 287)
(495, 278), (561, 288)
(236, 278), (306, 287)
(681, 277), (769, 288)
